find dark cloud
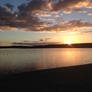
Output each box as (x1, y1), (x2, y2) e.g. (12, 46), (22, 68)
(66, 20), (92, 27)
(0, 0), (51, 31)
(5, 3), (14, 10)
(40, 38), (52, 42)
(52, 0), (85, 11)
(0, 6), (15, 26)
(51, 0), (92, 15)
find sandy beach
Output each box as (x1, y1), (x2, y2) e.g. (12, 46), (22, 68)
(0, 64), (92, 91)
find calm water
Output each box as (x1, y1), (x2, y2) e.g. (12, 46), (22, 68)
(0, 48), (92, 73)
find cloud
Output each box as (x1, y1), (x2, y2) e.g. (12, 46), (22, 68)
(40, 38), (52, 42)
(0, 0), (54, 31)
(52, 0), (84, 11)
(73, 8), (87, 13)
(0, 6), (15, 26)
(0, 0), (92, 32)
(41, 20), (92, 32)
(63, 8), (87, 14)
(88, 13), (92, 15)
(52, 0), (92, 11)
(51, 0), (92, 15)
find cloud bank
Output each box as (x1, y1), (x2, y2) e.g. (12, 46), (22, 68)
(0, 0), (92, 32)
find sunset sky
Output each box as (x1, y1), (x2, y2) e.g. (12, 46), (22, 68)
(0, 0), (92, 46)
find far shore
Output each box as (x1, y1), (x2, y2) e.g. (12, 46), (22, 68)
(1, 43), (92, 48)
(0, 63), (92, 91)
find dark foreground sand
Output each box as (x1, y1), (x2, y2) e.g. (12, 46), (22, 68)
(0, 64), (92, 92)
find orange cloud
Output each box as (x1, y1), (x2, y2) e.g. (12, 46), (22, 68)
(88, 13), (92, 15)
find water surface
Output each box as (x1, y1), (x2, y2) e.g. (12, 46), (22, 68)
(0, 48), (92, 73)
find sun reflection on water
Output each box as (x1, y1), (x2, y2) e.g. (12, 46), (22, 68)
(0, 48), (91, 72)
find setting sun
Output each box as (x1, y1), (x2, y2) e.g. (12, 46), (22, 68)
(61, 33), (80, 44)
(66, 41), (73, 45)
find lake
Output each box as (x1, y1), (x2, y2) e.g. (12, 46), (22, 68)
(0, 48), (92, 73)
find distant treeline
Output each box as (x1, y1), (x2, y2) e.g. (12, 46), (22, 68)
(1, 43), (92, 48)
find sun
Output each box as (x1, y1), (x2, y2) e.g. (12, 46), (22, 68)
(66, 41), (73, 45)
